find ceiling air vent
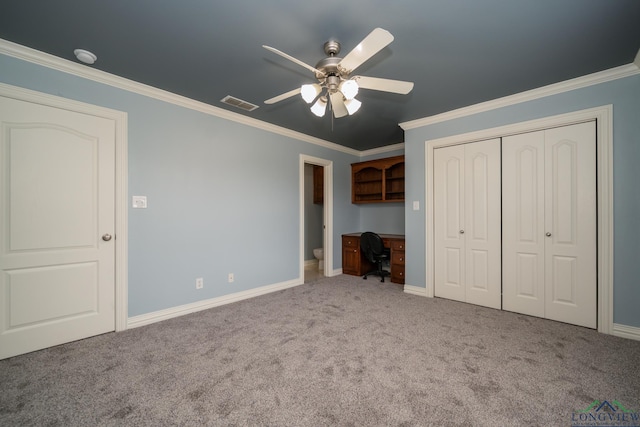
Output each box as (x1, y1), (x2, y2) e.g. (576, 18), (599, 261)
(221, 95), (259, 112)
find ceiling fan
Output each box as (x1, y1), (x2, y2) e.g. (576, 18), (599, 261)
(263, 28), (414, 118)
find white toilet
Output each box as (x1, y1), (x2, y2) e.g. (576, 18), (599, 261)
(313, 248), (324, 270)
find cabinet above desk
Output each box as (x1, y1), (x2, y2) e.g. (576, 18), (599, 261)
(351, 155), (405, 204)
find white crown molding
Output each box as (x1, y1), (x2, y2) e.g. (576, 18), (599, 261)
(0, 38), (361, 157)
(400, 61), (640, 130)
(359, 142), (405, 158)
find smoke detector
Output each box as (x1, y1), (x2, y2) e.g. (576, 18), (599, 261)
(74, 49), (97, 65)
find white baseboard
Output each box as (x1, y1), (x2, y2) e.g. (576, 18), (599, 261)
(403, 285), (429, 297)
(127, 278), (303, 329)
(398, 290), (640, 341)
(127, 276), (640, 343)
(612, 323), (640, 341)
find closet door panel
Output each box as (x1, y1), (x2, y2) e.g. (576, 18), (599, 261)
(465, 138), (501, 309)
(502, 131), (545, 317)
(544, 122), (596, 328)
(434, 145), (465, 302)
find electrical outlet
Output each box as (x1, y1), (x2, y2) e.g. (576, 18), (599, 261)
(196, 277), (204, 289)
(228, 273), (234, 283)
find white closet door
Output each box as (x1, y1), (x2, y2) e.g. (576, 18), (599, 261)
(503, 122), (596, 328)
(434, 145), (465, 302)
(435, 139), (501, 308)
(464, 139), (501, 309)
(502, 131), (546, 317)
(544, 122), (596, 328)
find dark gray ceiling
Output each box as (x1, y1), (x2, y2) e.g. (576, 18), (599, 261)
(2, 0), (639, 151)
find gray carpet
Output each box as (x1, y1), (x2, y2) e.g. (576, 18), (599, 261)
(1, 274), (639, 426)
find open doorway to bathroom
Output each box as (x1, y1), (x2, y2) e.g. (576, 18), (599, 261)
(304, 163), (324, 282)
(300, 155), (333, 284)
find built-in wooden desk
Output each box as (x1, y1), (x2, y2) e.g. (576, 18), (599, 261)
(342, 233), (405, 284)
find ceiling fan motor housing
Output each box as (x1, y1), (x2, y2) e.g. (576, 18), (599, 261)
(315, 56), (346, 81)
(315, 39), (349, 84)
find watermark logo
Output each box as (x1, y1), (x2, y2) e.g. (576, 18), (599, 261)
(571, 400), (639, 427)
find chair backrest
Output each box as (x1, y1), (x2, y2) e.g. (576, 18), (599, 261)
(360, 232), (385, 263)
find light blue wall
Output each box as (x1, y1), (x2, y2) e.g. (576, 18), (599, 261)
(404, 74), (640, 328)
(0, 53), (362, 317)
(358, 203), (405, 235)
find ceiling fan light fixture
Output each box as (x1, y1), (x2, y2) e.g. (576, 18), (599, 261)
(300, 83), (321, 103)
(310, 97), (327, 117)
(339, 80), (359, 100)
(344, 98), (362, 115)
(263, 28), (414, 121)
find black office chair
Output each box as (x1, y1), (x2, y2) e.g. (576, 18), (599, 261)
(360, 232), (391, 282)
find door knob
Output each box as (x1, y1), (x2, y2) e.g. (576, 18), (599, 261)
(545, 232), (552, 237)
(459, 230), (465, 234)
(102, 234), (113, 241)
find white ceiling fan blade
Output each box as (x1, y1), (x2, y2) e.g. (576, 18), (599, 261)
(338, 28), (394, 75)
(353, 76), (414, 94)
(263, 45), (325, 76)
(265, 88), (300, 104)
(330, 92), (348, 118)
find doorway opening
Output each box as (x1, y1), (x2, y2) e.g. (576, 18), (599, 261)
(300, 155), (333, 284)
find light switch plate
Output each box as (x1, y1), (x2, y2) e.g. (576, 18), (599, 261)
(413, 201), (420, 211)
(132, 196), (147, 208)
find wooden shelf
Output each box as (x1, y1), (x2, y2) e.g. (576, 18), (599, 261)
(351, 155), (404, 204)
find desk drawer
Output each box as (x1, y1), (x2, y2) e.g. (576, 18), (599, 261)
(391, 251), (405, 265)
(390, 240), (405, 251)
(343, 236), (359, 248)
(391, 247), (405, 284)
(391, 265), (405, 284)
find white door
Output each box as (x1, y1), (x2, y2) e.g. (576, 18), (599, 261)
(544, 123), (596, 328)
(464, 139), (501, 309)
(434, 145), (465, 302)
(434, 138), (501, 309)
(0, 96), (116, 359)
(502, 131), (546, 318)
(503, 122), (596, 328)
